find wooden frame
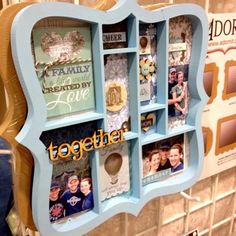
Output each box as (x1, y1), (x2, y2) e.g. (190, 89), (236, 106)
(202, 126), (213, 156)
(203, 62), (219, 104)
(215, 114), (236, 155)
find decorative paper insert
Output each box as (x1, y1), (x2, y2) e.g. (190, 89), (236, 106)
(33, 27), (95, 118)
(104, 54), (130, 132)
(139, 23), (157, 105)
(102, 20), (127, 49)
(99, 142), (130, 201)
(168, 16), (192, 66)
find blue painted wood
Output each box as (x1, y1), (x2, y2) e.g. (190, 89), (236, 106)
(10, 1), (208, 235)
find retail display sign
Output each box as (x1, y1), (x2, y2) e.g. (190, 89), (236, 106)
(201, 13), (236, 179)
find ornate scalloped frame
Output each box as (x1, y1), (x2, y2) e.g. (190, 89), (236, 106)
(223, 60), (236, 100)
(204, 62), (219, 104)
(11, 1), (208, 235)
(215, 114), (236, 155)
(202, 126), (213, 156)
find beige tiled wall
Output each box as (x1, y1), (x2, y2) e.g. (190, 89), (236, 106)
(87, 167), (236, 236)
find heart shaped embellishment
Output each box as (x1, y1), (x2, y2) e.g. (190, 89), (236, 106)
(141, 112), (156, 132)
(40, 30), (84, 60)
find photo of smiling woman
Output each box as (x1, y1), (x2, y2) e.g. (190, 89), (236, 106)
(80, 178), (94, 211)
(171, 70), (188, 116)
(146, 150), (161, 176)
(169, 144), (184, 173)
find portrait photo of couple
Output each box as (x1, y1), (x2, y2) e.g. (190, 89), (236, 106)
(168, 65), (190, 129)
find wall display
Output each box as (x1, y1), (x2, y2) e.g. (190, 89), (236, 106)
(11, 1), (208, 235)
(201, 13), (236, 179)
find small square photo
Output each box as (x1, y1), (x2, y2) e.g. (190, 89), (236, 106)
(142, 134), (185, 185)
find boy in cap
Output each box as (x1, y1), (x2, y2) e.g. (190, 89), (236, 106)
(60, 175), (84, 216)
(157, 142), (172, 171)
(49, 181), (65, 222)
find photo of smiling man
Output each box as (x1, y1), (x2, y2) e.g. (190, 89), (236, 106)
(60, 175), (84, 217)
(169, 144), (184, 173)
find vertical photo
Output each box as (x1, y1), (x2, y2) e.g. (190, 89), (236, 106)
(168, 65), (190, 129)
(48, 156), (94, 222)
(168, 15), (192, 130)
(40, 121), (96, 222)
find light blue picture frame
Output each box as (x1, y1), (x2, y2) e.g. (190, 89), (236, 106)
(11, 1), (208, 235)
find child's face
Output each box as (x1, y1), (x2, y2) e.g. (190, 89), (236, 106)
(68, 179), (79, 192)
(80, 180), (91, 195)
(49, 187), (60, 200)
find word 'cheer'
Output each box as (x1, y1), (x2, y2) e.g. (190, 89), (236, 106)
(47, 128), (127, 161)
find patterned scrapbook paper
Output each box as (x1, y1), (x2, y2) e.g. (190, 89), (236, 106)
(99, 142), (130, 201)
(139, 23), (157, 105)
(168, 16), (192, 66)
(168, 16), (192, 129)
(104, 54), (130, 132)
